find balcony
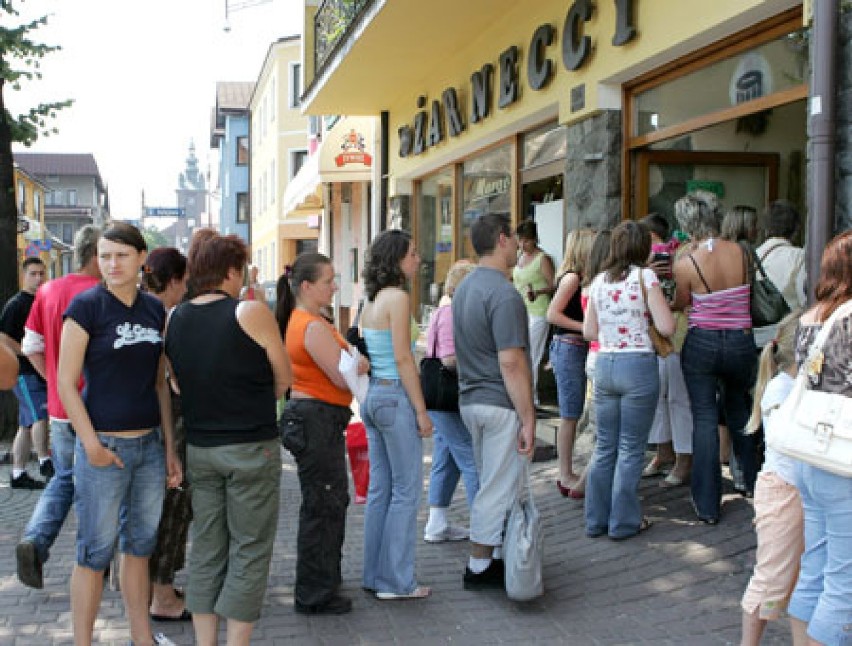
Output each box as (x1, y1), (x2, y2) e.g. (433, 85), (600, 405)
(314, 0), (371, 73)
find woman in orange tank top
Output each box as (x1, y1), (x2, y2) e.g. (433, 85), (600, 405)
(276, 253), (369, 616)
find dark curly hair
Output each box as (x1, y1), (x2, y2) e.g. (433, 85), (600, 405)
(362, 229), (412, 301)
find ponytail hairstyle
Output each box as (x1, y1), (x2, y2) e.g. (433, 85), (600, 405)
(746, 309), (802, 433)
(142, 247), (187, 294)
(275, 252), (333, 337)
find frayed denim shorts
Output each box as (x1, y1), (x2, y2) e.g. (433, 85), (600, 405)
(73, 430), (165, 570)
(550, 335), (588, 420)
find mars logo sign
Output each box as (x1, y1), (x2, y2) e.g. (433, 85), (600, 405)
(335, 129), (372, 167)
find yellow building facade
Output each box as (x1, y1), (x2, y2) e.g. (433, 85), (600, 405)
(14, 165), (63, 281)
(303, 0), (807, 309)
(250, 35), (318, 283)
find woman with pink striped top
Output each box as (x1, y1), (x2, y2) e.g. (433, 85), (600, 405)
(672, 191), (757, 525)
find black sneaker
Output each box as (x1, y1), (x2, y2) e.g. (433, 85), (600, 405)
(39, 459), (55, 482)
(463, 558), (505, 590)
(11, 472), (46, 490)
(294, 594), (353, 615)
(16, 540), (43, 589)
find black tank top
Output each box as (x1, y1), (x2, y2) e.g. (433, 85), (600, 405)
(553, 272), (584, 336)
(165, 297), (277, 447)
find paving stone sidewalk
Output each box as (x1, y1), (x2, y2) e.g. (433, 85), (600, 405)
(0, 434), (789, 645)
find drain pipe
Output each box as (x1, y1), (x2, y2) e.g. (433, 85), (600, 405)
(806, 0), (838, 304)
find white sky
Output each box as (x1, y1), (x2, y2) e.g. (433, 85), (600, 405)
(8, 0), (301, 219)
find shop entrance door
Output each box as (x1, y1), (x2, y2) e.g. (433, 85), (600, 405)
(635, 150), (779, 228)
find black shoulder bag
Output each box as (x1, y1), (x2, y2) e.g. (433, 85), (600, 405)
(345, 300), (370, 359)
(419, 307), (459, 411)
(742, 243), (790, 327)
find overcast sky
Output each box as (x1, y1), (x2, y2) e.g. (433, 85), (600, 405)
(9, 0), (301, 219)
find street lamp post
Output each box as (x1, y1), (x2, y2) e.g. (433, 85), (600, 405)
(223, 0), (273, 32)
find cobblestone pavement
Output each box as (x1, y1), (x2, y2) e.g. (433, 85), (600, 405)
(0, 432), (790, 645)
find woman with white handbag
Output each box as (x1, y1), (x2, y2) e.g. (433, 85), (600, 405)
(780, 230), (852, 646)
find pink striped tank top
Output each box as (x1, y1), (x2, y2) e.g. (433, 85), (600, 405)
(688, 285), (751, 330)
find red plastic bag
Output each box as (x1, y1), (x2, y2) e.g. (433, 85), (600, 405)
(346, 422), (369, 504)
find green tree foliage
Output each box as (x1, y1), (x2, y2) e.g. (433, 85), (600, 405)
(142, 226), (170, 251)
(1, 0), (72, 306)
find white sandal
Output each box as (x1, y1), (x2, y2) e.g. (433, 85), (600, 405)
(375, 585), (431, 600)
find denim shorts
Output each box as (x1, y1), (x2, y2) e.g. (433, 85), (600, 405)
(74, 430), (165, 570)
(12, 373), (48, 427)
(550, 336), (588, 420)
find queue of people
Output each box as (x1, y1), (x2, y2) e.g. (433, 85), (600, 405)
(2, 200), (849, 646)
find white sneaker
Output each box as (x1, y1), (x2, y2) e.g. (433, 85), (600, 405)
(424, 525), (469, 543)
(153, 633), (177, 646)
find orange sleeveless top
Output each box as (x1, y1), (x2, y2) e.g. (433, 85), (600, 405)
(285, 309), (352, 408)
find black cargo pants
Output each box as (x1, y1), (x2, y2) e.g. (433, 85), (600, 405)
(286, 398), (352, 607)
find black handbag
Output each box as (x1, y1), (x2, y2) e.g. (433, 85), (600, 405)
(743, 243), (790, 327)
(419, 308), (459, 411)
(345, 300), (370, 359)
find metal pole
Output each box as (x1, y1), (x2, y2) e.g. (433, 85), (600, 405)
(806, 0), (838, 304)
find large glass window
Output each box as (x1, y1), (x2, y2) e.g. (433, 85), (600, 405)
(417, 168), (454, 318)
(461, 144), (511, 260)
(634, 30), (808, 137)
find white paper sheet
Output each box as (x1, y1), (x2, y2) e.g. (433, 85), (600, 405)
(339, 347), (369, 403)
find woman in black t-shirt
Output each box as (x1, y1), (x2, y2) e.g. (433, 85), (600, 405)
(58, 222), (182, 646)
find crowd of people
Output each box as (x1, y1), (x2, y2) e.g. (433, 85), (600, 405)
(1, 195), (849, 645)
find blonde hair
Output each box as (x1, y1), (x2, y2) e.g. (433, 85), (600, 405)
(557, 228), (596, 278)
(721, 205), (758, 242)
(746, 309), (802, 433)
(443, 259), (475, 297)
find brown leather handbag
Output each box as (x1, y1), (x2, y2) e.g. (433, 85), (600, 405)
(639, 272), (674, 358)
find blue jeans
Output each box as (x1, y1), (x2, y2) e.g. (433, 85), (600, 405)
(361, 380), (422, 595)
(788, 462), (852, 646)
(74, 431), (165, 570)
(23, 420), (76, 563)
(586, 352), (659, 539)
(427, 410), (478, 508)
(681, 328), (757, 521)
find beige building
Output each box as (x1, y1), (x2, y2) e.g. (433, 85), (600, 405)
(250, 35), (318, 283)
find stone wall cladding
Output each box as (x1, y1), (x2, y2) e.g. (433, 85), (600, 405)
(564, 110), (622, 232)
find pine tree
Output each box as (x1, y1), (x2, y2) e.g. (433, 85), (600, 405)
(0, 0), (72, 305)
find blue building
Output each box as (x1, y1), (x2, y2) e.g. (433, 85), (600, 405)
(210, 81), (254, 242)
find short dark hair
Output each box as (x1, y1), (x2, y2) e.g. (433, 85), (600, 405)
(516, 219), (538, 241)
(22, 257), (45, 270)
(471, 213), (511, 257)
(102, 221), (147, 252)
(362, 229), (412, 301)
(764, 199), (800, 240)
(639, 213), (670, 241)
(143, 247), (187, 294)
(187, 228), (248, 293)
(603, 221), (651, 282)
(276, 252), (332, 335)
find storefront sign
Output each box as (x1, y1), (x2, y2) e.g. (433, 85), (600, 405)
(398, 0), (639, 158)
(334, 129), (373, 167)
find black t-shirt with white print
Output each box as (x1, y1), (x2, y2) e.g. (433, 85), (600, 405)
(64, 284), (166, 431)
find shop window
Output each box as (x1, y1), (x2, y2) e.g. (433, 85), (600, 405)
(236, 192), (249, 223)
(629, 23), (808, 143)
(236, 136), (249, 165)
(522, 122), (567, 169)
(417, 168), (454, 319)
(461, 144), (511, 260)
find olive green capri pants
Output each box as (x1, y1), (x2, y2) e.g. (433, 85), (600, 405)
(186, 439), (281, 622)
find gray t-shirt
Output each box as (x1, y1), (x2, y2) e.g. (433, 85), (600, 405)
(452, 266), (530, 409)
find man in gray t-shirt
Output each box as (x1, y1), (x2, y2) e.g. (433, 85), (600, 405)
(452, 213), (536, 592)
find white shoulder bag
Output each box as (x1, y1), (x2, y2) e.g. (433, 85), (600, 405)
(766, 300), (852, 477)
